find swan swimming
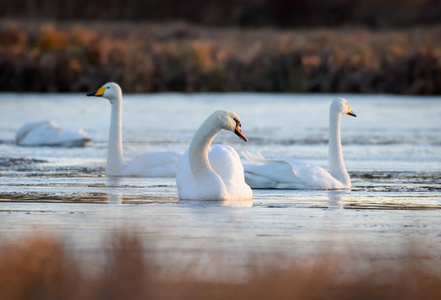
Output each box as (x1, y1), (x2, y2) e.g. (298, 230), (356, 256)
(243, 97), (356, 190)
(87, 82), (181, 177)
(176, 110), (253, 201)
(16, 120), (91, 147)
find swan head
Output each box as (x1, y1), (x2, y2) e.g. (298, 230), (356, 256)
(213, 110), (247, 142)
(87, 82), (122, 103)
(331, 97), (356, 117)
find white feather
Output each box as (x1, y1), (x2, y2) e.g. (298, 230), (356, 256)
(16, 120), (90, 147)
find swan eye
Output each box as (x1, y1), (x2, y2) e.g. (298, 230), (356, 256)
(233, 118), (241, 127)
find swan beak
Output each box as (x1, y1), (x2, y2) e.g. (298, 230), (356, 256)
(234, 127), (248, 142)
(347, 111), (357, 117)
(87, 87), (106, 97)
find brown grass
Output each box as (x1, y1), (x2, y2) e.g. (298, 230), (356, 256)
(1, 20), (441, 94)
(0, 233), (440, 300)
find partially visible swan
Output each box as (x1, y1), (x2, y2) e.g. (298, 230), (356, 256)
(16, 120), (91, 147)
(176, 110), (252, 201)
(87, 82), (181, 177)
(243, 97), (356, 190)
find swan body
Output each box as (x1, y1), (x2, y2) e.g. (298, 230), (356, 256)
(176, 110), (252, 201)
(16, 120), (90, 147)
(87, 82), (181, 177)
(244, 97), (356, 190)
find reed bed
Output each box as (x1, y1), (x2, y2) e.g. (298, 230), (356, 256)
(1, 20), (441, 94)
(0, 233), (440, 299)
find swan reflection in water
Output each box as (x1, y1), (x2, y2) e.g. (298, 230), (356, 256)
(327, 191), (344, 209)
(106, 177), (123, 205)
(179, 199), (253, 207)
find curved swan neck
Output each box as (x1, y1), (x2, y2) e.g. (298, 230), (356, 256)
(106, 96), (124, 176)
(328, 110), (350, 186)
(188, 115), (221, 180)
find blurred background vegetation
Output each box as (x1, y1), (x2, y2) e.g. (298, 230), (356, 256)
(3, 0), (441, 28)
(1, 0), (441, 94)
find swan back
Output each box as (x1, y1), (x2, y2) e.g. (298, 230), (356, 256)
(16, 121), (90, 147)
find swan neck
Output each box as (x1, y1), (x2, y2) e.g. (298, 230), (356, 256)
(106, 98), (124, 175)
(328, 111), (350, 185)
(188, 116), (220, 180)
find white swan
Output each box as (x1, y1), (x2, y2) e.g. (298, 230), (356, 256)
(16, 120), (90, 147)
(87, 82), (181, 177)
(176, 110), (253, 201)
(243, 97), (356, 190)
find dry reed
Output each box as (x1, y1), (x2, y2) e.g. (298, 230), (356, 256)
(0, 233), (440, 299)
(1, 20), (441, 94)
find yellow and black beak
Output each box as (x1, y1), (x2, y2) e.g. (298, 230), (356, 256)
(87, 87), (106, 97)
(347, 111), (356, 117)
(346, 105), (356, 117)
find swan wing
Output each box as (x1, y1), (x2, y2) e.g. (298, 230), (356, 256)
(122, 151), (181, 177)
(176, 145), (252, 200)
(176, 150), (197, 199)
(244, 160), (305, 189)
(283, 159), (344, 189)
(16, 121), (90, 147)
(243, 152), (343, 189)
(16, 121), (47, 143)
(208, 144), (252, 200)
(209, 144), (243, 182)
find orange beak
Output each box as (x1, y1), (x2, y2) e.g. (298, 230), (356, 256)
(234, 126), (247, 142)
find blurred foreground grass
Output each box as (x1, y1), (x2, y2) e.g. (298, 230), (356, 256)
(0, 233), (440, 299)
(1, 20), (441, 94)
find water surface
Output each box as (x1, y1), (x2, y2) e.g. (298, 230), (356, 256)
(1, 93), (440, 277)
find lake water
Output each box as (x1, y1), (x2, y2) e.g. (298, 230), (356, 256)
(0, 93), (440, 279)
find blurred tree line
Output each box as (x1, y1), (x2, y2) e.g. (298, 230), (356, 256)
(1, 0), (441, 28)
